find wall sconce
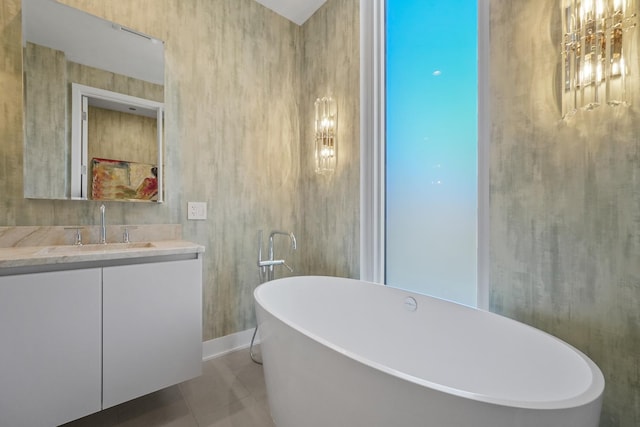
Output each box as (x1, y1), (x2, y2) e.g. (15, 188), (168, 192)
(561, 0), (637, 117)
(314, 96), (337, 175)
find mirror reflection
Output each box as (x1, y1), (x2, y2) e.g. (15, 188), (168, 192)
(22, 0), (165, 202)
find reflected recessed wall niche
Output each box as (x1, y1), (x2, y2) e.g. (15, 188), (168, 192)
(561, 0), (638, 117)
(22, 0), (165, 202)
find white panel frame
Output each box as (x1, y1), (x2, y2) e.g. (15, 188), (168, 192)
(477, 0), (490, 310)
(360, 0), (490, 309)
(360, 0), (386, 284)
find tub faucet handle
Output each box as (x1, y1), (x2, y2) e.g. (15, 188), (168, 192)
(283, 261), (293, 273)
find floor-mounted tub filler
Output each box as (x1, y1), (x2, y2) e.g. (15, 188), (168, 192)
(254, 276), (604, 427)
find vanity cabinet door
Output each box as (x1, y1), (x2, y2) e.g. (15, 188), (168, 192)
(0, 269), (102, 427)
(102, 258), (202, 408)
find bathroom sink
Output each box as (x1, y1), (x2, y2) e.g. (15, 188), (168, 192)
(37, 242), (156, 255)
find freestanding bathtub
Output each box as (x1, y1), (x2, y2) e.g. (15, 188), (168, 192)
(254, 276), (604, 427)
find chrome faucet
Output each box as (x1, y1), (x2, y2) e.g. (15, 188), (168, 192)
(64, 227), (83, 246)
(122, 226), (137, 244)
(257, 230), (297, 281)
(253, 229), (297, 366)
(100, 204), (107, 244)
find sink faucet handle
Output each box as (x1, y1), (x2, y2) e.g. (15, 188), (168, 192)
(64, 227), (84, 246)
(122, 226), (138, 243)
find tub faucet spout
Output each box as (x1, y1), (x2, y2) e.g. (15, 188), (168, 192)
(268, 230), (296, 259)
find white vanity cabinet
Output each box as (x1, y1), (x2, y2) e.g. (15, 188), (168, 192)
(102, 259), (202, 408)
(0, 269), (103, 427)
(0, 252), (203, 427)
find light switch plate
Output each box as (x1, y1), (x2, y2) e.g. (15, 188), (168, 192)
(187, 202), (207, 220)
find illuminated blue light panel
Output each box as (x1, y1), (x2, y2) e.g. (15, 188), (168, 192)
(386, 0), (478, 306)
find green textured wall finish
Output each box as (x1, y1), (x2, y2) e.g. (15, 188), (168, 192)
(489, 1), (640, 425)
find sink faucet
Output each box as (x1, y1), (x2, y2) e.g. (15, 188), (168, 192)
(100, 204), (107, 244)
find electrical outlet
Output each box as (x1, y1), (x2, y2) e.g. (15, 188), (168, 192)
(187, 202), (207, 220)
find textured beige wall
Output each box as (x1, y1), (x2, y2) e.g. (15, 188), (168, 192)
(489, 1), (640, 425)
(66, 62), (164, 103)
(23, 43), (68, 199)
(2, 0), (360, 342)
(298, 0), (360, 278)
(1, 0), (34, 223)
(87, 107), (157, 166)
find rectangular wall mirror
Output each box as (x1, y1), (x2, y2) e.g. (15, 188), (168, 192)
(22, 0), (165, 202)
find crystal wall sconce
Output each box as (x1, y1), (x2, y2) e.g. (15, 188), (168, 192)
(561, 0), (637, 117)
(314, 96), (337, 175)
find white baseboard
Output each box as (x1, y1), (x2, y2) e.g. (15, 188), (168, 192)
(202, 327), (260, 361)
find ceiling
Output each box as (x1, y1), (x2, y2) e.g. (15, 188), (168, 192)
(253, 0), (327, 25)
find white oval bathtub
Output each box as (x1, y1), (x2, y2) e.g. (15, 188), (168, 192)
(254, 276), (604, 427)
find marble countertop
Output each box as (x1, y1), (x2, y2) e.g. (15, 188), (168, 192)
(0, 240), (205, 269)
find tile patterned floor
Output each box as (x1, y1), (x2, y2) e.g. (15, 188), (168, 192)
(62, 348), (275, 427)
